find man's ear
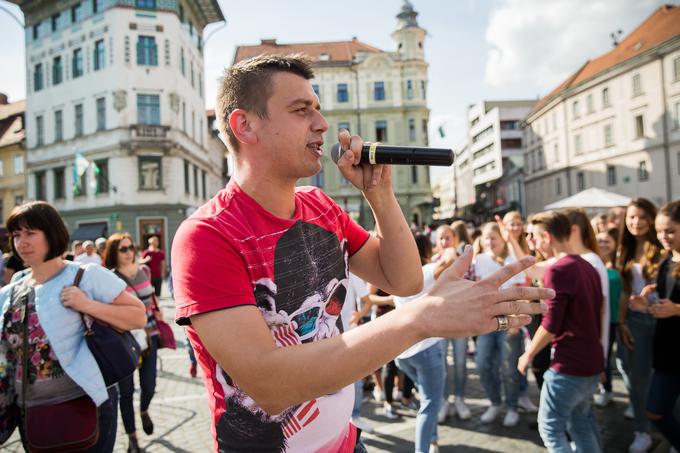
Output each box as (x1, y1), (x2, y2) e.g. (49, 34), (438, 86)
(228, 109), (258, 146)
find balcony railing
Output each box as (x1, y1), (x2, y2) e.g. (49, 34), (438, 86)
(130, 124), (170, 139)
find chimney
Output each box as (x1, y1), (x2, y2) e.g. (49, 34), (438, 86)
(261, 39), (277, 45)
(0, 93), (8, 105)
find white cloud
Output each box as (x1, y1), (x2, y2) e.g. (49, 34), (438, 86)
(484, 0), (667, 91)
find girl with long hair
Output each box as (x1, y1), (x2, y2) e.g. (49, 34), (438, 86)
(473, 222), (525, 427)
(103, 233), (161, 453)
(0, 202), (145, 452)
(642, 200), (680, 450)
(616, 198), (663, 453)
(450, 220), (473, 255)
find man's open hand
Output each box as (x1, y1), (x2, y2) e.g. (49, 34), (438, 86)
(413, 247), (553, 339)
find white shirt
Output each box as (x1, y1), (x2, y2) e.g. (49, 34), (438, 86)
(74, 253), (102, 266)
(341, 273), (369, 332)
(473, 253), (525, 288)
(394, 263), (441, 359)
(580, 252), (610, 360)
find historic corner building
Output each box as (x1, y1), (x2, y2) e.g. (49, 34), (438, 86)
(12, 0), (228, 255)
(232, 1), (434, 229)
(523, 5), (680, 214)
(0, 95), (27, 242)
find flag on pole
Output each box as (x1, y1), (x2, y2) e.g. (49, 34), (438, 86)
(73, 152), (90, 195)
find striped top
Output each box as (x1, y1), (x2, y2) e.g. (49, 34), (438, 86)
(118, 265), (158, 335)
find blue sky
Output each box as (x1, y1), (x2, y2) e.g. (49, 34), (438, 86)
(0, 0), (670, 179)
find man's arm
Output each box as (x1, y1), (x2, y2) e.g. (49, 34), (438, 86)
(192, 253), (552, 415)
(517, 325), (554, 375)
(336, 130), (422, 296)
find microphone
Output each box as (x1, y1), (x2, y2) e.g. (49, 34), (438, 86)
(330, 143), (454, 166)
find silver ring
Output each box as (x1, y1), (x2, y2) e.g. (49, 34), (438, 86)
(496, 315), (509, 332)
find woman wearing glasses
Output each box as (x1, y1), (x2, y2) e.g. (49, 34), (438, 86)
(103, 233), (160, 453)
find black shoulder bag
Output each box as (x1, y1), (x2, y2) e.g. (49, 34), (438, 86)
(75, 266), (141, 386)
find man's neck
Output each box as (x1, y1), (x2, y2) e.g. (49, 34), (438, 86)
(551, 240), (578, 258)
(233, 164), (297, 220)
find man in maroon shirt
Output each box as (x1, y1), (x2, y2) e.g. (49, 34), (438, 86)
(518, 210), (604, 453)
(141, 236), (165, 297)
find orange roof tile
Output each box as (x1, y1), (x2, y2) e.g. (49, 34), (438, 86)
(529, 5), (680, 117)
(233, 38), (382, 65)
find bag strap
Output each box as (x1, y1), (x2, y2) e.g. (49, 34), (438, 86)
(21, 293), (29, 424)
(114, 270), (142, 300)
(72, 267), (96, 334)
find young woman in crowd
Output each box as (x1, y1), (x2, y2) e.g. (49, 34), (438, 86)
(473, 222), (525, 427)
(495, 211), (538, 414)
(104, 233), (161, 453)
(433, 225), (456, 259)
(616, 198), (663, 453)
(0, 202), (145, 452)
(436, 224), (471, 423)
(393, 233), (454, 453)
(450, 220), (473, 255)
(594, 228), (623, 407)
(641, 200), (680, 450)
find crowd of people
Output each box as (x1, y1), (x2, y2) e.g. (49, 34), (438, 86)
(0, 51), (678, 453)
(344, 201), (680, 453)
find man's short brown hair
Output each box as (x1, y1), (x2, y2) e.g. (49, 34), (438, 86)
(216, 53), (315, 151)
(530, 210), (571, 242)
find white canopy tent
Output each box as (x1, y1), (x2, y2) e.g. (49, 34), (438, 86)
(544, 187), (632, 210)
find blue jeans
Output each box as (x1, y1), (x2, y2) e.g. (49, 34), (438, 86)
(618, 312), (656, 432)
(475, 330), (521, 409)
(352, 379), (363, 418)
(538, 369), (601, 453)
(396, 344), (445, 453)
(119, 335), (158, 434)
(646, 370), (680, 449)
(441, 338), (467, 399)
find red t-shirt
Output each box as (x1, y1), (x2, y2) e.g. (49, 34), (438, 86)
(542, 255), (604, 377)
(141, 249), (165, 278)
(172, 180), (368, 452)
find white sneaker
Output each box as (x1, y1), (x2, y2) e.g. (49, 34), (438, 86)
(480, 405), (501, 423)
(518, 395), (538, 413)
(373, 388), (385, 402)
(351, 417), (374, 434)
(454, 398), (471, 420)
(624, 405), (634, 419)
(383, 404), (399, 420)
(593, 390), (613, 407)
(503, 409), (520, 427)
(429, 444), (440, 453)
(437, 400), (450, 423)
(628, 431), (652, 453)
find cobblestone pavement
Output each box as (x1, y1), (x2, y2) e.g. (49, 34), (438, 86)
(2, 293), (675, 452)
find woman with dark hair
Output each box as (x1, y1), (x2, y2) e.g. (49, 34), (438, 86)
(640, 200), (680, 450)
(616, 198), (663, 453)
(103, 233), (160, 453)
(0, 202), (146, 452)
